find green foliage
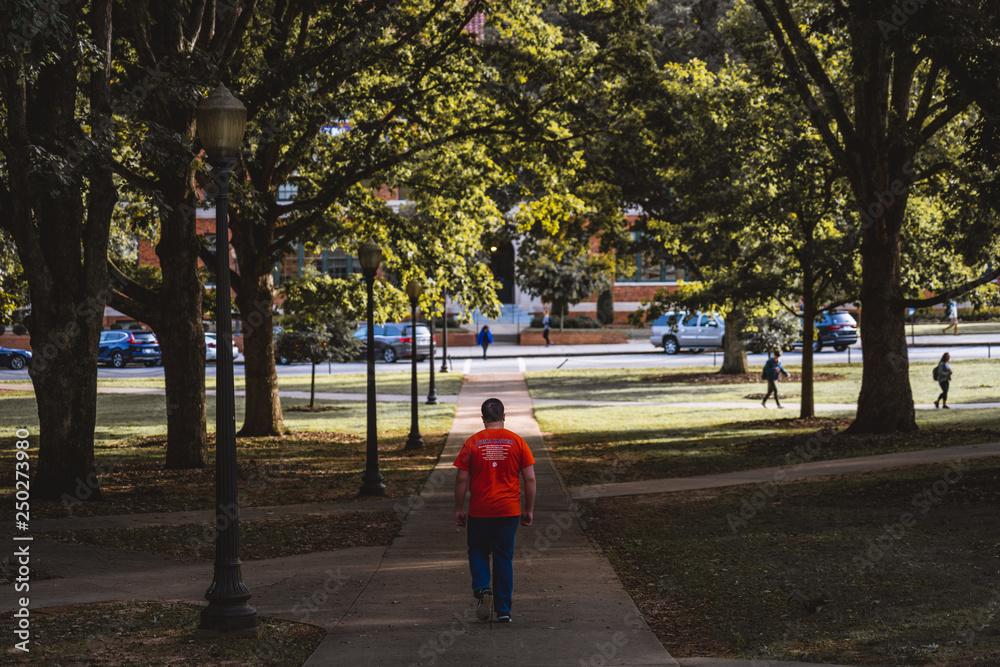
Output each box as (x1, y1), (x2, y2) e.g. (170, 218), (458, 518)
(745, 312), (801, 354)
(515, 234), (612, 317)
(280, 272), (407, 327)
(0, 231), (29, 324)
(597, 289), (615, 325)
(274, 330), (358, 366)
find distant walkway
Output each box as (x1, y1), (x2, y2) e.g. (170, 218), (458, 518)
(568, 441), (1000, 500)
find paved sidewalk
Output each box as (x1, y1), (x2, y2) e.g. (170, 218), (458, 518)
(570, 441), (1000, 500)
(304, 372), (678, 666)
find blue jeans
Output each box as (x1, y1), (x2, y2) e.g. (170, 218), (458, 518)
(466, 515), (520, 615)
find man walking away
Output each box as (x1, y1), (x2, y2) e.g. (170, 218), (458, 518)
(542, 309), (552, 346)
(762, 350), (790, 409)
(454, 398), (536, 623)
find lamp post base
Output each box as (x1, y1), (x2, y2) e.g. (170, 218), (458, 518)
(359, 472), (386, 496)
(405, 432), (423, 450)
(198, 601), (260, 636)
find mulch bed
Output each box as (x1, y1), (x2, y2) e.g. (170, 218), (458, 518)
(722, 416), (854, 430)
(0, 600), (325, 665)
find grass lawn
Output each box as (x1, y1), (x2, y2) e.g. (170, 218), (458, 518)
(528, 362), (1000, 487)
(0, 391), (456, 518)
(584, 457), (1000, 666)
(527, 360), (1000, 405)
(0, 600), (325, 666)
(908, 321), (1000, 336)
(88, 369), (464, 396)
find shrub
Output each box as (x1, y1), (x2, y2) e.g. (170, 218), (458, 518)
(529, 314), (602, 329)
(597, 290), (615, 325)
(746, 312), (800, 354)
(11, 323), (27, 335)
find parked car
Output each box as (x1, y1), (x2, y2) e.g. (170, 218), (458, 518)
(649, 311), (725, 354)
(98, 330), (161, 367)
(0, 346), (31, 370)
(353, 323), (432, 363)
(205, 333), (239, 361)
(812, 311), (858, 352)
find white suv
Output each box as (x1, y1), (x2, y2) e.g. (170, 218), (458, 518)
(649, 311), (726, 354)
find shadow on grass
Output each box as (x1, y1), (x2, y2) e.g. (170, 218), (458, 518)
(585, 458), (1000, 665)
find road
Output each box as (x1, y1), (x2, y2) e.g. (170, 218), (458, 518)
(0, 339), (983, 380)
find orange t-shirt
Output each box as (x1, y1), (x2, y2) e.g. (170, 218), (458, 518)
(453, 428), (535, 518)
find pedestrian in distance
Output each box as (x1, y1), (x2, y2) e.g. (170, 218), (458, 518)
(454, 398), (536, 624)
(934, 352), (952, 409)
(477, 325), (493, 360)
(761, 350), (790, 409)
(542, 309), (551, 347)
(943, 300), (959, 335)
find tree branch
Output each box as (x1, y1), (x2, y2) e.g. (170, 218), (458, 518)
(197, 243), (243, 295)
(754, 0), (858, 166)
(918, 93), (972, 146)
(903, 266), (1000, 308)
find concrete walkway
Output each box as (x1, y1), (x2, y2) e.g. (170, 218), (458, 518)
(303, 372), (677, 666)
(570, 441), (1000, 500)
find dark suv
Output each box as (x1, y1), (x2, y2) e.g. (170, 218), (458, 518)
(813, 311), (858, 352)
(353, 323), (432, 363)
(98, 330), (162, 367)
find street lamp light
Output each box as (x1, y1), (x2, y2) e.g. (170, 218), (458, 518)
(359, 238), (386, 495)
(195, 83), (258, 636)
(405, 279), (424, 450)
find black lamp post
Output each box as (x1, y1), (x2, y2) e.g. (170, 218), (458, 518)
(427, 307), (437, 405)
(359, 239), (386, 495)
(195, 83), (258, 636)
(440, 290), (449, 373)
(405, 279), (424, 450)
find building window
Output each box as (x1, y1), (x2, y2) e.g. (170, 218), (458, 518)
(617, 234), (684, 283)
(276, 183), (298, 202)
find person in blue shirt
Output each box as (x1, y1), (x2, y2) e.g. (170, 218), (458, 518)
(477, 325), (493, 360)
(762, 350), (790, 409)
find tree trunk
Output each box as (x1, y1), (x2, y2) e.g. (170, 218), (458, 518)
(718, 309), (748, 374)
(158, 320), (208, 468)
(847, 225), (916, 433)
(235, 270), (285, 436)
(799, 279), (816, 419)
(9, 1), (116, 500)
(29, 299), (105, 501)
(310, 360), (316, 409)
(156, 198), (209, 468)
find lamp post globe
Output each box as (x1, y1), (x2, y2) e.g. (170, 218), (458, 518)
(405, 280), (424, 450)
(359, 239), (386, 495)
(195, 83), (258, 636)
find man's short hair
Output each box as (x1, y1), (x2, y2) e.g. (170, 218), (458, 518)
(481, 398), (505, 423)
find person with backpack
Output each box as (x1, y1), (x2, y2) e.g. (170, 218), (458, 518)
(934, 352), (952, 408)
(761, 350), (790, 409)
(943, 301), (959, 335)
(477, 325), (493, 360)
